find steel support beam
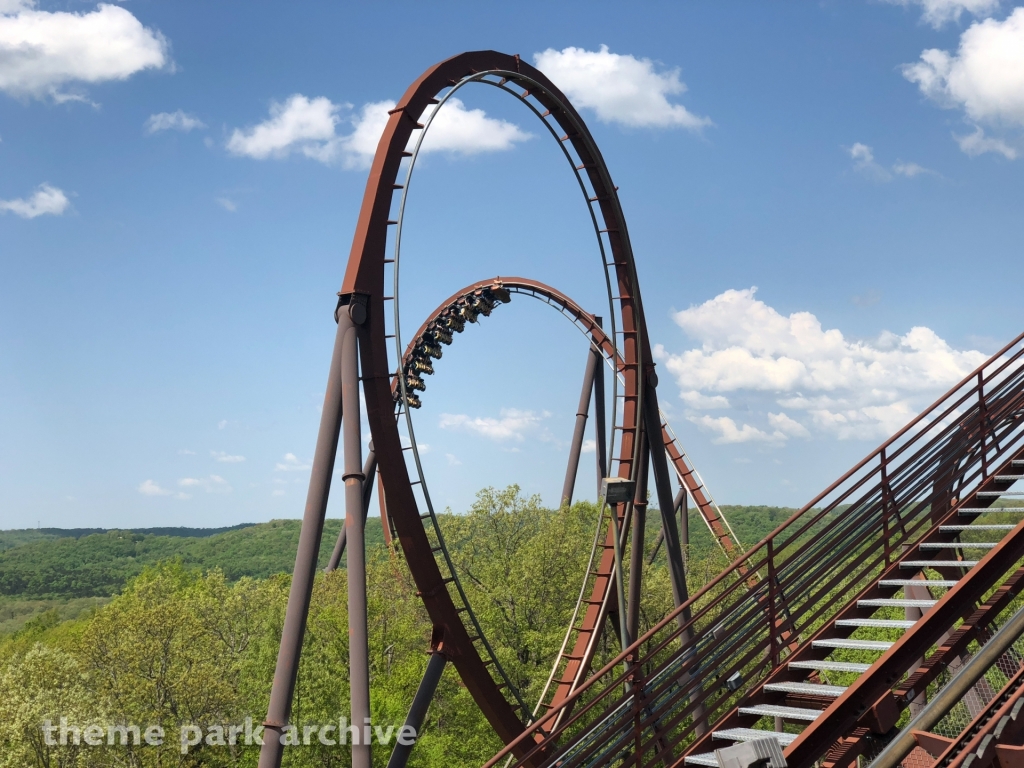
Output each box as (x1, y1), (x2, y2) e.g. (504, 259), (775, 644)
(258, 307), (352, 768)
(593, 317), (607, 498)
(326, 448), (377, 573)
(386, 649), (449, 768)
(562, 344), (600, 508)
(626, 432), (649, 645)
(643, 380), (690, 611)
(342, 319), (371, 768)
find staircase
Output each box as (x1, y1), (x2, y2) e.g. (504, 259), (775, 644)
(482, 331), (1024, 768)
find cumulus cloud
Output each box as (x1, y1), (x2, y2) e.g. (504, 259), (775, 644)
(533, 45), (711, 129)
(847, 143), (933, 180)
(211, 450), (245, 463)
(216, 197), (238, 212)
(955, 126), (1018, 158)
(275, 453), (310, 472)
(145, 110), (204, 134)
(138, 479), (170, 496)
(227, 94), (529, 168)
(690, 415), (782, 445)
(658, 287), (986, 442)
(903, 9), (1024, 157)
(581, 439), (597, 454)
(0, 183), (68, 218)
(178, 474), (231, 493)
(883, 0), (1000, 27)
(0, 1), (169, 101)
(438, 408), (548, 442)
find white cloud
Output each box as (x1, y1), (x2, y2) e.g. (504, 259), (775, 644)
(438, 408), (547, 442)
(679, 389), (731, 409)
(177, 448), (195, 455)
(847, 143), (934, 180)
(0, 183), (69, 218)
(145, 110), (204, 134)
(892, 161), (933, 177)
(767, 411), (811, 439)
(533, 45), (711, 129)
(216, 197), (238, 212)
(955, 125), (1018, 158)
(227, 94), (529, 168)
(0, 2), (169, 100)
(272, 489), (285, 497)
(445, 453), (462, 466)
(227, 94), (339, 160)
(178, 474), (231, 493)
(211, 450), (245, 463)
(581, 439), (596, 454)
(275, 453), (310, 472)
(903, 9), (1024, 156)
(217, 419), (227, 430)
(689, 415), (782, 445)
(883, 0), (1000, 27)
(138, 479), (170, 496)
(659, 287), (987, 441)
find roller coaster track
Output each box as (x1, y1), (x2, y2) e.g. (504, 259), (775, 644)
(259, 48), (1024, 768)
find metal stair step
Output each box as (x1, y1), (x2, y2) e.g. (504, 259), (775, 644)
(996, 475), (1024, 481)
(684, 753), (720, 767)
(960, 507), (1024, 515)
(901, 560), (978, 568)
(712, 728), (797, 746)
(940, 525), (1014, 531)
(789, 660), (871, 673)
(920, 542), (997, 549)
(858, 598), (936, 608)
(879, 579), (959, 588)
(836, 618), (917, 629)
(763, 681), (847, 697)
(978, 492), (1024, 497)
(739, 704), (822, 721)
(813, 638), (893, 651)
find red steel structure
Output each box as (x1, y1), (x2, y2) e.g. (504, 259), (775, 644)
(258, 50), (723, 768)
(258, 48), (1024, 768)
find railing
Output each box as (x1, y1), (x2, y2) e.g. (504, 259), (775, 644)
(483, 331), (1024, 768)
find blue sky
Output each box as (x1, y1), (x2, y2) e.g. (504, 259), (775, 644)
(2, 0), (1023, 529)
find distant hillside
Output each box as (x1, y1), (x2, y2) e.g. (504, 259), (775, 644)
(0, 524), (255, 552)
(0, 519), (385, 600)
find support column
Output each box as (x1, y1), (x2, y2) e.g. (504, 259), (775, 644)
(325, 448), (377, 573)
(562, 344), (600, 508)
(642, 380), (690, 612)
(643, 376), (707, 736)
(626, 433), (649, 645)
(386, 648), (448, 768)
(341, 319), (371, 768)
(679, 486), (688, 551)
(593, 317), (607, 498)
(258, 305), (354, 768)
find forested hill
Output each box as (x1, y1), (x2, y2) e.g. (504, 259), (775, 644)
(0, 505), (793, 603)
(0, 519), (385, 600)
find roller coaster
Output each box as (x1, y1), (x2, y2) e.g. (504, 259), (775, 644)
(257, 50), (1024, 768)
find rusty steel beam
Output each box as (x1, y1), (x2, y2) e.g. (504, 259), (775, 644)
(325, 448), (377, 573)
(626, 432), (650, 645)
(257, 305), (352, 768)
(386, 646), (449, 768)
(562, 343), (601, 508)
(338, 50), (653, 756)
(342, 319), (371, 768)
